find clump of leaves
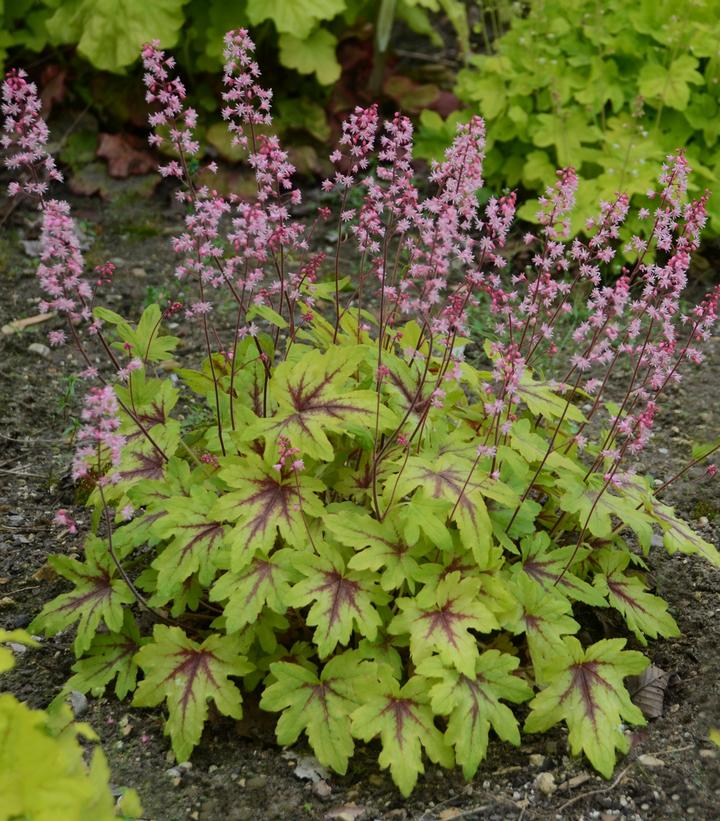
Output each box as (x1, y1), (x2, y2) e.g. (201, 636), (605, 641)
(5, 29), (720, 797)
(0, 630), (142, 819)
(419, 0), (720, 235)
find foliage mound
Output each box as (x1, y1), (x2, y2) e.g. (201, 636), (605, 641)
(0, 630), (142, 820)
(3, 28), (720, 796)
(422, 0), (720, 235)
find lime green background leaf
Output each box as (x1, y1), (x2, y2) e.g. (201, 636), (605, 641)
(279, 29), (341, 85)
(45, 0), (187, 72)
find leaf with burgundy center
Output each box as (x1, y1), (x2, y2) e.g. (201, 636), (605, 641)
(63, 611), (146, 699)
(592, 550), (679, 645)
(247, 346), (397, 461)
(324, 504), (429, 591)
(150, 485), (227, 598)
(418, 650), (533, 779)
(389, 453), (516, 567)
(210, 552), (293, 633)
(30, 536), (135, 656)
(287, 547), (388, 658)
(514, 531), (607, 607)
(525, 636), (648, 777)
(213, 452), (325, 571)
(389, 571), (498, 677)
(351, 672), (454, 797)
(260, 651), (379, 774)
(506, 574), (580, 684)
(133, 625), (253, 762)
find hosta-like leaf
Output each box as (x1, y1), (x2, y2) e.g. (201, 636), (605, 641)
(514, 532), (607, 606)
(46, 0), (187, 72)
(31, 537), (135, 656)
(133, 626), (253, 761)
(213, 453), (325, 571)
(210, 553), (293, 633)
(247, 347), (396, 461)
(525, 637), (648, 777)
(150, 485), (226, 598)
(389, 572), (499, 676)
(261, 651), (377, 774)
(593, 551), (679, 645)
(287, 547), (388, 658)
(507, 574), (580, 684)
(351, 673), (454, 797)
(246, 0), (345, 39)
(325, 505), (427, 591)
(418, 651), (533, 779)
(63, 612), (145, 699)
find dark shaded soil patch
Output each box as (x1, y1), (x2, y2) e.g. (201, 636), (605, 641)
(1, 189), (719, 821)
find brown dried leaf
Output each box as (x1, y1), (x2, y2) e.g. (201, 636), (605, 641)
(40, 65), (67, 116)
(97, 133), (156, 178)
(630, 664), (671, 719)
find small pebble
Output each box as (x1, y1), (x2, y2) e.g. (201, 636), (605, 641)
(699, 748), (717, 759)
(313, 779), (332, 798)
(637, 754), (665, 768)
(27, 342), (50, 358)
(529, 753), (546, 767)
(68, 690), (88, 718)
(245, 774), (267, 790)
(535, 771), (556, 796)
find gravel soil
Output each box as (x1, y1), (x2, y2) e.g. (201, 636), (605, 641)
(1, 187), (719, 821)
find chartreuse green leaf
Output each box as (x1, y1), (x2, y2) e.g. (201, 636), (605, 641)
(287, 543), (389, 658)
(133, 626), (253, 761)
(0, 629), (38, 673)
(247, 346), (396, 462)
(351, 671), (454, 796)
(212, 452), (325, 571)
(63, 612), (145, 699)
(647, 500), (720, 566)
(593, 551), (679, 645)
(210, 552), (293, 633)
(31, 536), (135, 656)
(246, 0), (345, 39)
(418, 650), (533, 779)
(260, 651), (377, 774)
(278, 29), (341, 85)
(325, 505), (428, 592)
(390, 453), (512, 567)
(507, 574), (580, 684)
(638, 55), (703, 110)
(150, 485), (226, 599)
(525, 637), (648, 777)
(45, 0), (186, 72)
(514, 532), (607, 607)
(389, 572), (498, 676)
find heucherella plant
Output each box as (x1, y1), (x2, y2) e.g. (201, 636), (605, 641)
(3, 30), (720, 796)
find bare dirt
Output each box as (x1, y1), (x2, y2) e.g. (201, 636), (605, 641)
(1, 186), (719, 821)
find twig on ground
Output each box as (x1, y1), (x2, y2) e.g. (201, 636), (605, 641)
(558, 765), (631, 813)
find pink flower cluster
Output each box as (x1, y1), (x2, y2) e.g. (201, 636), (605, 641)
(72, 386), (126, 484)
(273, 436), (304, 474)
(1, 68), (62, 199)
(141, 40), (199, 177)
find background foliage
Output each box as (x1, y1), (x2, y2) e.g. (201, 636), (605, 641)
(419, 0), (720, 235)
